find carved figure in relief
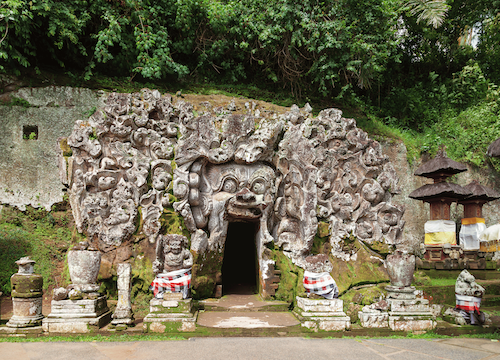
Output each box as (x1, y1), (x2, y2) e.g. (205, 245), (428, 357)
(66, 89), (406, 285)
(153, 234), (193, 274)
(150, 234), (193, 299)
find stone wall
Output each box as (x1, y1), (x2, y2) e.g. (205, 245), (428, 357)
(0, 87), (105, 210)
(1, 85), (500, 254)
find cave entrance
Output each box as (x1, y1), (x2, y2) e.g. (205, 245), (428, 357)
(222, 222), (258, 295)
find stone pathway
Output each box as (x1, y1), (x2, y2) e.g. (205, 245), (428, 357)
(197, 293), (297, 328)
(197, 311), (299, 328)
(1, 337), (500, 360)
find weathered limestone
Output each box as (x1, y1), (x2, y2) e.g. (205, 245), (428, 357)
(143, 293), (197, 333)
(386, 287), (436, 332)
(111, 263), (134, 327)
(7, 257), (43, 328)
(43, 243), (111, 333)
(42, 296), (111, 333)
(294, 297), (350, 331)
(67, 243), (101, 293)
(65, 89), (406, 297)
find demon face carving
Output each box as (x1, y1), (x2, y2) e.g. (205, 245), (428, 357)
(188, 161), (275, 250)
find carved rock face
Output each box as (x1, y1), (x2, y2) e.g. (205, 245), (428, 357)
(67, 89), (405, 286)
(205, 162), (274, 220)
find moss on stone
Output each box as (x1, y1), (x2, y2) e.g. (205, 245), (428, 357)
(272, 249), (305, 304)
(191, 250), (223, 299)
(131, 255), (154, 301)
(340, 283), (387, 306)
(59, 138), (73, 157)
(159, 208), (190, 239)
(311, 222), (331, 255)
(365, 241), (394, 258)
(330, 238), (390, 294)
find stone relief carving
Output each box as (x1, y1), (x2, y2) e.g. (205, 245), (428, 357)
(67, 89), (404, 288)
(68, 90), (177, 249)
(153, 234), (193, 274)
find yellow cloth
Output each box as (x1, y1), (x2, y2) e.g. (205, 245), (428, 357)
(461, 217), (485, 225)
(425, 232), (457, 245)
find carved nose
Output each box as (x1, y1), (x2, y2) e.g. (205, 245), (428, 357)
(236, 188), (255, 202)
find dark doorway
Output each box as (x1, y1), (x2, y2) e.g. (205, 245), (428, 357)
(222, 222), (258, 295)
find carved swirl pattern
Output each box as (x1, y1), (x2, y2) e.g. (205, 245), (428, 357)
(68, 90), (177, 248)
(68, 89), (404, 265)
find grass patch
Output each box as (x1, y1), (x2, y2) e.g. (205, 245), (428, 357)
(0, 334), (187, 343)
(0, 205), (81, 294)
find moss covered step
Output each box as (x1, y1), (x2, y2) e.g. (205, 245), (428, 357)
(419, 283), (500, 307)
(421, 269), (500, 281)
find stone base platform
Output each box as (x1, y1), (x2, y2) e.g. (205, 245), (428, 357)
(359, 312), (389, 328)
(42, 296), (111, 333)
(294, 297), (350, 332)
(0, 325), (43, 337)
(143, 296), (197, 333)
(359, 287), (436, 331)
(389, 313), (436, 331)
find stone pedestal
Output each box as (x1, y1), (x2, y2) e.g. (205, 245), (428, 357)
(7, 257), (44, 328)
(143, 293), (197, 332)
(359, 286), (436, 331)
(42, 296), (112, 333)
(7, 297), (44, 328)
(294, 297), (350, 331)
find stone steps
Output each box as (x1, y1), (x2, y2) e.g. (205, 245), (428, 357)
(198, 294), (290, 312)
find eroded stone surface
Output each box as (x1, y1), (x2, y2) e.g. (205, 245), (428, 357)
(456, 270), (485, 297)
(66, 89), (406, 295)
(112, 263), (134, 325)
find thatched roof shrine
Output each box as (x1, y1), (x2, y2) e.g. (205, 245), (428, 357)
(414, 149), (467, 181)
(409, 182), (471, 202)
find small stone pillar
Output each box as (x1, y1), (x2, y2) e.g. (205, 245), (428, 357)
(7, 257), (44, 328)
(111, 263), (134, 328)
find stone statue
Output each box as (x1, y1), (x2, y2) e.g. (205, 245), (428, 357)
(153, 234), (193, 274)
(150, 234), (193, 299)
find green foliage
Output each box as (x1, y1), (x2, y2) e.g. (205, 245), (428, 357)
(0, 0), (401, 97)
(0, 206), (76, 294)
(4, 96), (31, 108)
(405, 0), (450, 28)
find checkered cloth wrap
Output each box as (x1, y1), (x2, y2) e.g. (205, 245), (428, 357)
(456, 294), (484, 325)
(303, 271), (339, 299)
(150, 268), (191, 299)
(456, 294), (481, 312)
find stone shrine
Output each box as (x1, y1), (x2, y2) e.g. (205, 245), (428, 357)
(359, 250), (436, 331)
(144, 234), (196, 332)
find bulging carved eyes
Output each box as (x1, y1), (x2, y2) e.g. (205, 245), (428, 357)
(222, 178), (238, 193)
(251, 180), (266, 194)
